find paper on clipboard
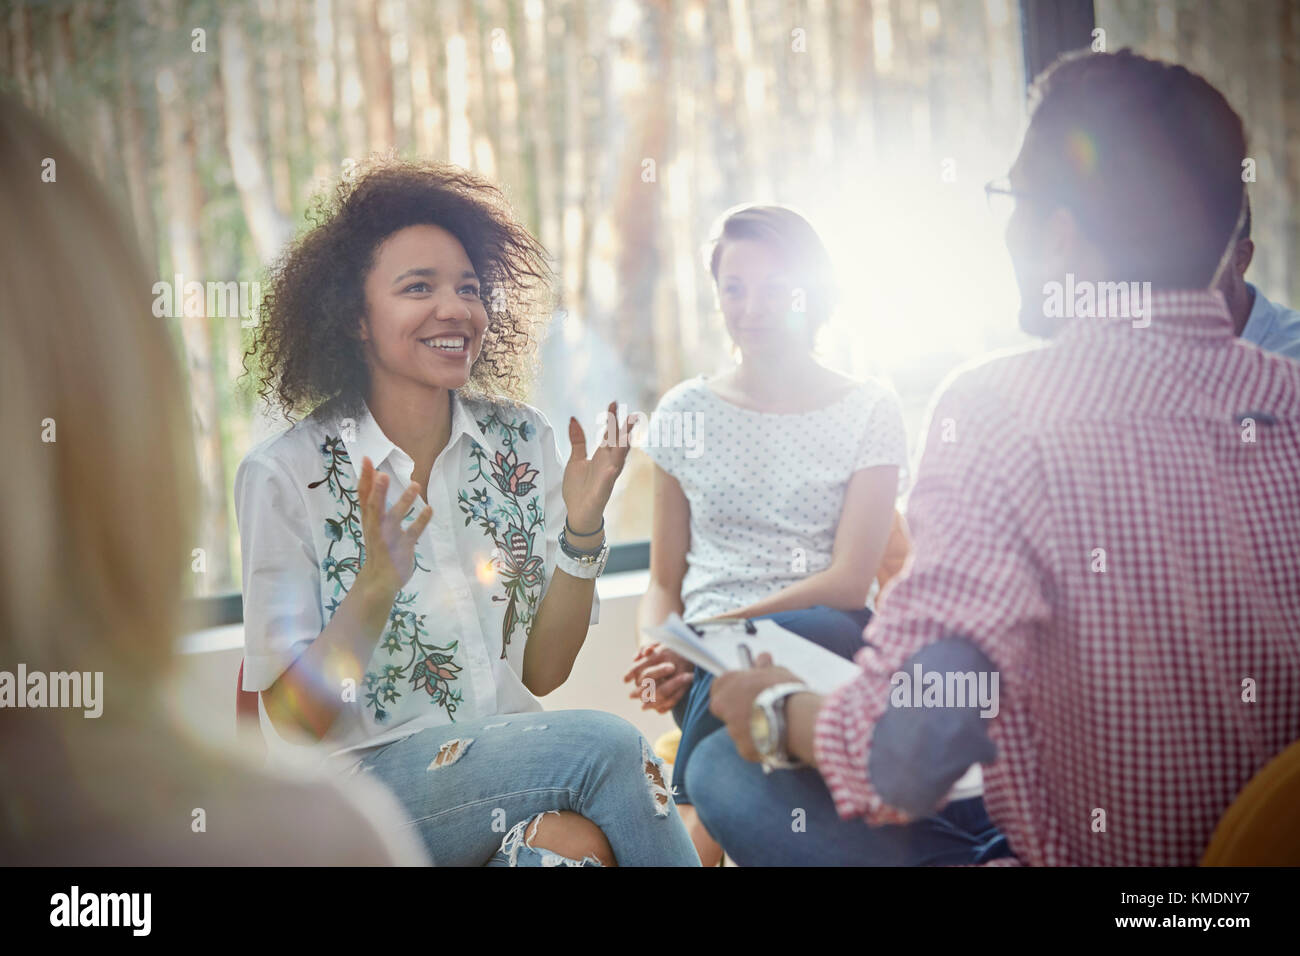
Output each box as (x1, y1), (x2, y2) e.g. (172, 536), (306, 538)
(644, 613), (862, 695)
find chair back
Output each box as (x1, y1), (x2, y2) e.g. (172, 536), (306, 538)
(1201, 738), (1300, 865)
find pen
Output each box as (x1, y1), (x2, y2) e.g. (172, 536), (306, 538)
(738, 643), (754, 669)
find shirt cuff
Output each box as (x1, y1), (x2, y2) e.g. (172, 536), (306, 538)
(812, 651), (912, 825)
(241, 643), (311, 693)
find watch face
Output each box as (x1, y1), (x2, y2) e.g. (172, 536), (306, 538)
(750, 707), (772, 753)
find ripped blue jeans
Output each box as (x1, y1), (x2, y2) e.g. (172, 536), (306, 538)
(348, 709), (700, 866)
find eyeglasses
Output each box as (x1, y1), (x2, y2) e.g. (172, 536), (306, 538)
(984, 176), (1056, 218)
(983, 177), (1024, 217)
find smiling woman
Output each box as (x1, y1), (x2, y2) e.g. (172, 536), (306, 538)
(236, 158), (701, 866)
(246, 159), (551, 422)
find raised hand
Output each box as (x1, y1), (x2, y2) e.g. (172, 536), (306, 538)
(355, 456), (433, 599)
(562, 401), (639, 536)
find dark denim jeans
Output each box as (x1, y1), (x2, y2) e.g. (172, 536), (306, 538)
(672, 604), (1012, 865)
(669, 604), (874, 805)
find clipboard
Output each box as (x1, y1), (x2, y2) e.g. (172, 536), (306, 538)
(644, 613), (862, 695)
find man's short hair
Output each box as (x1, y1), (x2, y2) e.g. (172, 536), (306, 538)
(1020, 49), (1246, 289)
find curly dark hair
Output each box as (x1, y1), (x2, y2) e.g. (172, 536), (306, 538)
(246, 157), (552, 421)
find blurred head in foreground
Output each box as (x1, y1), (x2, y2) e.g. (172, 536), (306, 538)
(1005, 49), (1247, 337)
(0, 92), (423, 865)
(705, 203), (838, 361)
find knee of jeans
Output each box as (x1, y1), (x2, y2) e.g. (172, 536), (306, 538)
(492, 811), (606, 867)
(559, 711), (677, 819)
(681, 729), (729, 822)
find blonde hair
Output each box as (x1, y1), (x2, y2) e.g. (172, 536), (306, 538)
(0, 93), (195, 692)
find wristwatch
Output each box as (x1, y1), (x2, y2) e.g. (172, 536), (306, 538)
(555, 527), (610, 579)
(750, 682), (809, 772)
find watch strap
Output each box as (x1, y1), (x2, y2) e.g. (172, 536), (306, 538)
(755, 682), (809, 770)
(554, 542), (608, 579)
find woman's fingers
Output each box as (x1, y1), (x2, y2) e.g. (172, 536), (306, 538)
(625, 659), (684, 703)
(358, 454), (373, 499)
(595, 402), (637, 472)
(386, 480), (422, 528)
(366, 471), (391, 538)
(619, 410), (639, 451)
(642, 671), (693, 711)
(637, 661), (679, 683)
(567, 416), (587, 463)
(358, 457), (378, 526)
(622, 646), (673, 683)
(402, 504), (434, 545)
(622, 643), (661, 682)
(622, 660), (654, 685)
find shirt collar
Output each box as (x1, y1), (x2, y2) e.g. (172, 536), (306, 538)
(1058, 288), (1235, 345)
(341, 390), (492, 478)
(1241, 282), (1276, 342)
(449, 389), (492, 451)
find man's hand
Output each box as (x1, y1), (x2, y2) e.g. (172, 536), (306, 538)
(623, 642), (694, 713)
(708, 653), (802, 762)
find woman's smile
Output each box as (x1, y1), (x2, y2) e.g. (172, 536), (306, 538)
(419, 333), (471, 356)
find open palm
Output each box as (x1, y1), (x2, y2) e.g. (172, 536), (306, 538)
(357, 456), (433, 597)
(562, 401), (638, 534)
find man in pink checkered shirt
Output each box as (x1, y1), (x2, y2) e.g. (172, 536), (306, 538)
(693, 49), (1300, 866)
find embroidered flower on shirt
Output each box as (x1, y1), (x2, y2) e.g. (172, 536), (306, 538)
(458, 412), (546, 659)
(411, 650), (463, 706)
(499, 525), (546, 587)
(489, 449), (540, 498)
(310, 437), (364, 585)
(311, 434), (462, 723)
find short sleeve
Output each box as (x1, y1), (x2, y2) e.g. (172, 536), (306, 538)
(854, 388), (908, 473)
(639, 385), (691, 481)
(235, 452), (325, 692)
(536, 410), (600, 625)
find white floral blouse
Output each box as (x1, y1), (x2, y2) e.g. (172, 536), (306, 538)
(235, 390), (597, 761)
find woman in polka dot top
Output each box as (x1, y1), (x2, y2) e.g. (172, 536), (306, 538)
(623, 204), (992, 866)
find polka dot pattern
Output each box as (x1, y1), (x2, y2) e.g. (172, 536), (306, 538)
(642, 375), (908, 620)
